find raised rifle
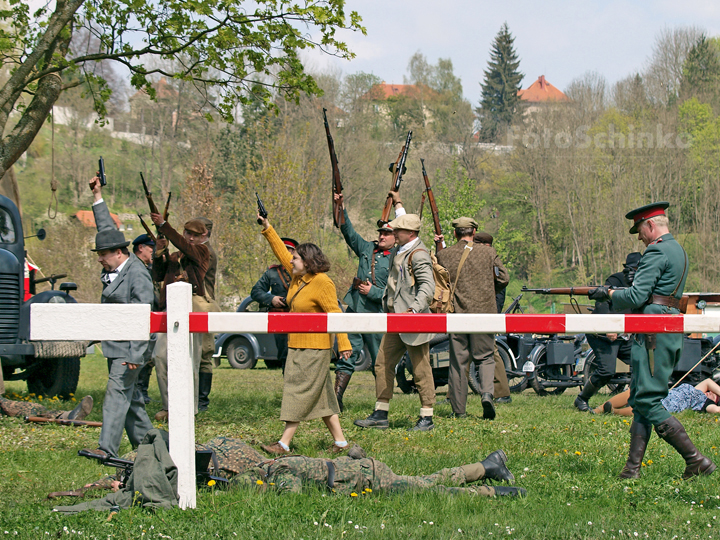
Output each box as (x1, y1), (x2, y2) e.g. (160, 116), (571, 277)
(378, 130), (412, 228)
(521, 286), (625, 296)
(421, 158), (444, 252)
(256, 192), (268, 225)
(136, 214), (158, 244)
(323, 108), (345, 227)
(163, 192), (172, 222)
(140, 172), (165, 239)
(25, 416), (103, 427)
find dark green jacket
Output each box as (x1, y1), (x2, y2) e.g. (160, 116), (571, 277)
(340, 209), (391, 313)
(611, 233), (687, 314)
(250, 265), (291, 309)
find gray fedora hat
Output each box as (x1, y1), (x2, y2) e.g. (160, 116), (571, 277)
(92, 229), (130, 252)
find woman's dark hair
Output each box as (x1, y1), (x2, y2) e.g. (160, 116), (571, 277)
(296, 243), (330, 274)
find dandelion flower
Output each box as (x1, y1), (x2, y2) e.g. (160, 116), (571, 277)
(365, 488), (372, 493)
(575, 451), (581, 456)
(350, 492), (358, 497)
(256, 480), (264, 485)
(207, 480), (216, 487)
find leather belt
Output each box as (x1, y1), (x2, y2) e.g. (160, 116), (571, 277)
(326, 461), (335, 488)
(651, 294), (680, 309)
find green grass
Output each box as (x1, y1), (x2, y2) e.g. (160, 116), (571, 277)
(2, 353), (720, 539)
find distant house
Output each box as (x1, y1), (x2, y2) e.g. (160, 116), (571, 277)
(518, 75), (569, 113)
(73, 210), (124, 231)
(362, 82), (438, 124)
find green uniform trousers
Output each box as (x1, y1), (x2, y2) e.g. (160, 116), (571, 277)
(335, 332), (382, 375)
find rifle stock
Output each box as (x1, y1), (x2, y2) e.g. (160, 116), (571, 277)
(378, 130), (412, 227)
(25, 416), (103, 427)
(323, 108), (345, 227)
(137, 214), (158, 243)
(421, 158), (443, 252)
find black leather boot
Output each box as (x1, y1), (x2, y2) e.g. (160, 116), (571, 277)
(655, 416), (716, 480)
(574, 380), (599, 412)
(480, 449), (514, 483)
(354, 409), (389, 429)
(334, 371), (352, 412)
(198, 372), (212, 412)
(481, 393), (496, 420)
(493, 486), (527, 497)
(619, 421), (652, 479)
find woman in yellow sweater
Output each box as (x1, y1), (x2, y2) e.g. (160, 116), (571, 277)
(258, 215), (352, 455)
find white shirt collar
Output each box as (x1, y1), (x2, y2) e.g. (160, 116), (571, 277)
(397, 237), (420, 254)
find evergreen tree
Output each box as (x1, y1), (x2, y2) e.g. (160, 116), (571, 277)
(679, 35), (720, 107)
(477, 23), (524, 142)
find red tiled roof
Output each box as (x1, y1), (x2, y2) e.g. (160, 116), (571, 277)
(363, 83), (435, 101)
(129, 78), (179, 101)
(74, 210), (122, 229)
(518, 75), (569, 103)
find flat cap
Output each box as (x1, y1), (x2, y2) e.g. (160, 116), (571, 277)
(388, 214), (421, 232)
(625, 202), (669, 234)
(452, 217), (479, 229)
(474, 231), (494, 245)
(132, 233), (155, 247)
(183, 219), (207, 235)
(193, 216), (213, 233)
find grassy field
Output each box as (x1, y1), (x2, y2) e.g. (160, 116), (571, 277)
(2, 353), (720, 539)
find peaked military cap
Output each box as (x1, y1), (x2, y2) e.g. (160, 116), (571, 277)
(281, 237), (299, 249)
(132, 233), (155, 247)
(92, 229), (130, 252)
(388, 214), (421, 232)
(625, 202), (669, 234)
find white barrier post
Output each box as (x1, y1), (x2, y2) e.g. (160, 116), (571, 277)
(166, 282), (195, 509)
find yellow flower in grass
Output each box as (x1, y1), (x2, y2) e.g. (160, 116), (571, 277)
(647, 460), (653, 465)
(575, 451), (582, 456)
(364, 488), (372, 493)
(350, 492), (358, 497)
(256, 480), (264, 485)
(208, 480), (216, 487)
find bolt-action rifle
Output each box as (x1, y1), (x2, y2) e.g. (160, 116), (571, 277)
(140, 173), (170, 238)
(136, 214), (158, 243)
(378, 130), (412, 228)
(323, 108), (345, 227)
(521, 286), (625, 296)
(25, 416), (103, 427)
(421, 158), (444, 252)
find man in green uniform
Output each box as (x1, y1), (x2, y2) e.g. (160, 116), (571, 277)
(250, 236), (298, 371)
(332, 192), (404, 411)
(591, 202), (716, 480)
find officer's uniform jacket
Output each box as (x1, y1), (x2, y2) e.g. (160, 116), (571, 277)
(93, 201), (154, 364)
(611, 234), (687, 315)
(250, 264), (291, 309)
(339, 209), (391, 314)
(382, 238), (435, 346)
(436, 240), (509, 314)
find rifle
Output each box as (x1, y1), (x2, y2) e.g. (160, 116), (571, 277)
(25, 416), (103, 428)
(136, 214), (158, 244)
(323, 108), (345, 227)
(521, 286), (625, 296)
(421, 158), (443, 252)
(98, 157), (107, 186)
(256, 192), (268, 225)
(503, 294), (524, 314)
(378, 130), (412, 228)
(140, 172), (165, 239)
(162, 192), (172, 222)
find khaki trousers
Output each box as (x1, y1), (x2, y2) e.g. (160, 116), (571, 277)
(448, 333), (495, 415)
(375, 333), (435, 407)
(194, 294), (221, 374)
(493, 345), (511, 398)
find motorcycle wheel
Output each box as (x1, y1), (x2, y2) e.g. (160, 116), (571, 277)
(529, 345), (569, 396)
(582, 350), (626, 395)
(395, 355), (417, 394)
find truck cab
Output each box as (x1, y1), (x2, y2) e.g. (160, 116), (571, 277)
(1, 193), (86, 398)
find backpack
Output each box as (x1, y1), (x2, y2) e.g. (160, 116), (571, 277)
(407, 249), (453, 313)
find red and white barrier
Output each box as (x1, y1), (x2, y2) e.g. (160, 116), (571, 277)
(29, 283), (720, 509)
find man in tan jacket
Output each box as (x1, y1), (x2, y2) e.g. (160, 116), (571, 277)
(436, 218), (509, 420)
(354, 214), (437, 432)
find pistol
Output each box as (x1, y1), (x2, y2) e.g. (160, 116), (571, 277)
(98, 157), (107, 186)
(256, 192), (268, 224)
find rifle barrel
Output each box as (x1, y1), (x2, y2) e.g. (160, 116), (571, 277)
(25, 416), (103, 427)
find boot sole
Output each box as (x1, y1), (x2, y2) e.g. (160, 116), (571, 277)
(353, 421), (389, 429)
(482, 400), (496, 420)
(683, 461), (717, 480)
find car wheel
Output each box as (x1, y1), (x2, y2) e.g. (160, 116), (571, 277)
(354, 346), (372, 372)
(26, 357), (80, 400)
(225, 337), (257, 369)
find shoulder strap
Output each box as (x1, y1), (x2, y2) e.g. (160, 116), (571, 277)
(275, 266), (289, 289)
(286, 280), (308, 311)
(670, 248), (688, 298)
(449, 244), (472, 302)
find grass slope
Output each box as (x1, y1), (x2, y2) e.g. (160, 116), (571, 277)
(1, 353), (719, 539)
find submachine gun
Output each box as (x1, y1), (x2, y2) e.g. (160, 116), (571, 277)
(520, 286), (619, 296)
(378, 130), (412, 228)
(78, 448), (229, 489)
(323, 108), (345, 227)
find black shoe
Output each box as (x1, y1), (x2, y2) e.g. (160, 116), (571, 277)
(480, 449), (514, 483)
(449, 412), (467, 419)
(493, 486), (527, 498)
(574, 381), (599, 412)
(494, 396), (512, 404)
(481, 393), (496, 420)
(409, 416), (434, 432)
(354, 410), (389, 429)
(198, 372), (212, 412)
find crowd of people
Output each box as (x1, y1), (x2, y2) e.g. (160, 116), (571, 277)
(3, 178), (715, 497)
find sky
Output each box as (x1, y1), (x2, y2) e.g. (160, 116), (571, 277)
(306, 0), (720, 105)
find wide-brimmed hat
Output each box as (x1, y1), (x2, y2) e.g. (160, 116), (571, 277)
(625, 202), (670, 234)
(92, 229), (130, 252)
(387, 214), (421, 232)
(183, 219), (207, 235)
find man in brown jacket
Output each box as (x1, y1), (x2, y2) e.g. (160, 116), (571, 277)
(436, 218), (509, 419)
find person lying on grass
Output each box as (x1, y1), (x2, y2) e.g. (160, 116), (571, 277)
(594, 378), (720, 416)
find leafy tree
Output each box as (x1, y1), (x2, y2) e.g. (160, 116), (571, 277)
(679, 35), (720, 106)
(0, 0), (365, 179)
(477, 23), (524, 142)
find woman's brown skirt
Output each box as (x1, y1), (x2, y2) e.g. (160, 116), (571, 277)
(280, 348), (340, 422)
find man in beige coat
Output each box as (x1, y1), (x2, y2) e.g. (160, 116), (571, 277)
(436, 218), (509, 419)
(354, 214), (437, 431)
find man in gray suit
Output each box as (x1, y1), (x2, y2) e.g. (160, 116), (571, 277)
(354, 214), (437, 431)
(82, 177), (154, 458)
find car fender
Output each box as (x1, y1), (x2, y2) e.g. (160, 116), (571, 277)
(215, 332), (261, 359)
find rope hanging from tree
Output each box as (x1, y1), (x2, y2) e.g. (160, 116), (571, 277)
(47, 106), (58, 219)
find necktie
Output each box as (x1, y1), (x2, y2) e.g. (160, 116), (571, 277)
(101, 269), (118, 285)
